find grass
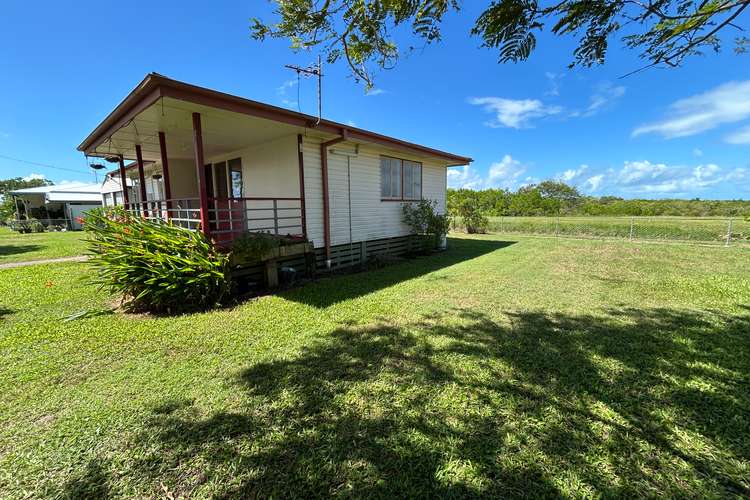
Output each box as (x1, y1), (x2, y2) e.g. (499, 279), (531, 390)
(0, 234), (749, 497)
(0, 227), (86, 264)
(478, 216), (750, 244)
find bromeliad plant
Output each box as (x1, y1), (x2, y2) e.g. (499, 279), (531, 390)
(84, 207), (230, 313)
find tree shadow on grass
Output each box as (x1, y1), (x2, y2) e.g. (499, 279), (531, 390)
(64, 306), (750, 497)
(0, 244), (41, 258)
(59, 459), (110, 499)
(283, 237), (515, 308)
(0, 306), (14, 321)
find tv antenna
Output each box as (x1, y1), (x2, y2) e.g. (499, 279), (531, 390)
(285, 55), (323, 127)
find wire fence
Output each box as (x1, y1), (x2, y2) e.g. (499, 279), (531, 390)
(455, 216), (750, 246)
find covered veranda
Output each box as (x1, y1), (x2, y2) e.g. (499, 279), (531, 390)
(78, 74), (321, 246)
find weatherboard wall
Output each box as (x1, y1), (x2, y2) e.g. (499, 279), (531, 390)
(300, 136), (448, 249)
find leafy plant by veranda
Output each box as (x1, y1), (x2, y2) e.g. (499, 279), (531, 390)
(84, 207), (229, 313)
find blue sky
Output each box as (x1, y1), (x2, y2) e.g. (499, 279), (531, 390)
(1, 1), (749, 199)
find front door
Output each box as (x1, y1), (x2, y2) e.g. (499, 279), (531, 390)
(204, 160), (244, 242)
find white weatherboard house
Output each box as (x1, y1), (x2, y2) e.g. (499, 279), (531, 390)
(80, 73), (471, 269)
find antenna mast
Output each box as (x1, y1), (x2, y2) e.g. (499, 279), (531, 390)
(284, 55), (323, 126)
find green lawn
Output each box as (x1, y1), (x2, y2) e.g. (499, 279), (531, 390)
(1, 234), (748, 497)
(0, 227), (86, 264)
(475, 216), (750, 244)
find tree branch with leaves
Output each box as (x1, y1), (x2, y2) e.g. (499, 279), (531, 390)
(251, 0), (749, 87)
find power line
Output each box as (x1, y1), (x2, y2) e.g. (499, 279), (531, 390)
(0, 154), (91, 175)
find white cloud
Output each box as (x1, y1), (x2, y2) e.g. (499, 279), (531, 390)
(578, 160), (745, 196)
(448, 155), (531, 190)
(365, 88), (385, 96)
(544, 72), (562, 96)
(557, 165), (589, 182)
(693, 148), (704, 157)
(468, 97), (562, 129)
(583, 174), (605, 192)
(345, 120), (357, 127)
(277, 79), (297, 95)
(572, 82), (625, 118)
(277, 79), (299, 109)
(633, 80), (750, 139)
(725, 124), (750, 144)
(22, 173), (46, 182)
(487, 155), (528, 189)
(447, 164), (484, 189)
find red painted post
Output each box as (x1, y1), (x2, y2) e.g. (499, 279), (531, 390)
(297, 134), (307, 239)
(118, 155), (130, 207)
(135, 144), (148, 217)
(158, 131), (173, 217)
(192, 112), (210, 238)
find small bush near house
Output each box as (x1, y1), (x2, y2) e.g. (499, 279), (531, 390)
(84, 207), (230, 313)
(455, 202), (489, 234)
(6, 218), (45, 233)
(402, 200), (451, 249)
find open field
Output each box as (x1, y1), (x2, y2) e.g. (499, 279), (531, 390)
(0, 227), (86, 265)
(476, 216), (750, 245)
(1, 234), (749, 497)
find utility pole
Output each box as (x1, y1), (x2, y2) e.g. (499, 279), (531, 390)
(285, 56), (323, 126)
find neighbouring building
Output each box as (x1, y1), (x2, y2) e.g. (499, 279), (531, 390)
(9, 183), (102, 230)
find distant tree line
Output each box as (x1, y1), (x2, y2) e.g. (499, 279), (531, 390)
(447, 181), (750, 218)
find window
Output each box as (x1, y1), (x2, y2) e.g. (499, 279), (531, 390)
(380, 156), (421, 201)
(229, 158), (243, 198)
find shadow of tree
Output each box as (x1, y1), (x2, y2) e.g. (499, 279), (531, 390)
(86, 304), (750, 498)
(59, 459), (110, 499)
(0, 244), (42, 257)
(0, 307), (14, 321)
(282, 237), (514, 308)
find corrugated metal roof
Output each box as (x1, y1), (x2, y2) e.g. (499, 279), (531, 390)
(46, 192), (102, 202)
(10, 183), (102, 203)
(10, 183), (101, 195)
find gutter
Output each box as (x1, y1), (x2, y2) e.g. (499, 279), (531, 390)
(78, 73), (473, 166)
(320, 128), (349, 268)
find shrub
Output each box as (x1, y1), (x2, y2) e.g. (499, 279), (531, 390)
(456, 202), (489, 234)
(84, 207), (230, 313)
(28, 218), (45, 233)
(6, 218), (42, 233)
(231, 232), (282, 262)
(402, 199), (451, 249)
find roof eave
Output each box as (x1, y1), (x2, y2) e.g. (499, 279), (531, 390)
(78, 73), (473, 165)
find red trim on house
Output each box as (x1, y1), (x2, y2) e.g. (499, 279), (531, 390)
(135, 145), (148, 216)
(192, 112), (210, 238)
(118, 155), (130, 206)
(158, 131), (172, 213)
(297, 134), (307, 240)
(78, 73), (472, 167)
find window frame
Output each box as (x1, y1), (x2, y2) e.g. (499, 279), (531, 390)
(380, 155), (423, 202)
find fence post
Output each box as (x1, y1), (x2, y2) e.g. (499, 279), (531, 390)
(500, 216), (504, 233)
(273, 199), (279, 235)
(555, 216), (560, 237)
(725, 218), (733, 247)
(629, 217), (635, 242)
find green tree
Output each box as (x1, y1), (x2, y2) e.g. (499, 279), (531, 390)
(537, 180), (582, 214)
(252, 0), (749, 87)
(0, 177), (53, 220)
